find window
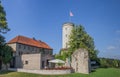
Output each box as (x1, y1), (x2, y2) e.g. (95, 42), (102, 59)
(39, 48), (42, 52)
(42, 61), (45, 68)
(35, 47), (36, 51)
(50, 51), (53, 55)
(19, 51), (22, 55)
(24, 45), (26, 49)
(41, 48), (45, 54)
(19, 44), (21, 49)
(66, 43), (68, 48)
(32, 47), (34, 51)
(43, 51), (45, 54)
(29, 46), (31, 51)
(28, 46), (30, 50)
(25, 61), (28, 64)
(35, 48), (37, 51)
(45, 51), (48, 54)
(19, 51), (21, 55)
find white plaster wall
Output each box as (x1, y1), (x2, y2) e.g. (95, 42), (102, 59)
(8, 43), (17, 51)
(62, 23), (74, 48)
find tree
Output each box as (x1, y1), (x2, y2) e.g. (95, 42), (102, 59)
(99, 58), (120, 68)
(68, 25), (98, 60)
(0, 34), (5, 50)
(0, 1), (11, 70)
(2, 45), (13, 70)
(0, 2), (10, 33)
(0, 1), (10, 56)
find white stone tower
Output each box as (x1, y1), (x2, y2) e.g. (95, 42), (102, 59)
(62, 22), (74, 49)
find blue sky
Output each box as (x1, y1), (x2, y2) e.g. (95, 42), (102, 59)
(2, 0), (120, 59)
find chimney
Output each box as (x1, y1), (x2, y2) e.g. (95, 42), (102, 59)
(33, 37), (36, 40)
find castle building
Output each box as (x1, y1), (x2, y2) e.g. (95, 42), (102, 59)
(62, 22), (74, 49)
(7, 35), (54, 70)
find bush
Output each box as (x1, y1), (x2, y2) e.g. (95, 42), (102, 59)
(99, 58), (120, 68)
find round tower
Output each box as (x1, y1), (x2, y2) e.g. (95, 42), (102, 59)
(62, 22), (74, 49)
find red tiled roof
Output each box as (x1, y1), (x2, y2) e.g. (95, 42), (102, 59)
(8, 35), (52, 49)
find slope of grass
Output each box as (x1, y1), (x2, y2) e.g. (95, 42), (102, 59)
(0, 68), (120, 77)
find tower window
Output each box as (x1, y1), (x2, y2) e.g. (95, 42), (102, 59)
(66, 34), (68, 37)
(65, 28), (67, 30)
(66, 43), (68, 48)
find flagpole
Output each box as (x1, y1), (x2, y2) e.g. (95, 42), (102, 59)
(69, 14), (71, 22)
(69, 10), (71, 22)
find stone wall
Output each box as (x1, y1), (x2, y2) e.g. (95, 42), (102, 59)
(21, 54), (41, 70)
(71, 48), (91, 74)
(8, 68), (72, 75)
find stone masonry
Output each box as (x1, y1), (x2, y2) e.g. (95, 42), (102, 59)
(71, 48), (91, 74)
(21, 54), (41, 70)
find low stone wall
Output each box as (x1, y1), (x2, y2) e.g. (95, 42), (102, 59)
(8, 68), (72, 75)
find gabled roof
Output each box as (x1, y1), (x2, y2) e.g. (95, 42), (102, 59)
(8, 35), (52, 49)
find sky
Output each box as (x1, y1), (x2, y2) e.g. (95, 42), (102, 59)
(2, 0), (120, 59)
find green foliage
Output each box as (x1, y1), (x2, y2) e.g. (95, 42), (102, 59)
(68, 25), (98, 60)
(0, 2), (11, 70)
(99, 58), (120, 68)
(0, 36), (13, 69)
(0, 34), (5, 58)
(2, 45), (13, 65)
(0, 35), (4, 49)
(0, 45), (13, 70)
(55, 51), (68, 61)
(55, 49), (72, 61)
(0, 3), (10, 33)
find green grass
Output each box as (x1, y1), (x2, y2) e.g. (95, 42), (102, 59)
(0, 68), (120, 77)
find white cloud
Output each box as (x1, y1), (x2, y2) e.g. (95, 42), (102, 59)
(107, 46), (116, 50)
(116, 30), (120, 34)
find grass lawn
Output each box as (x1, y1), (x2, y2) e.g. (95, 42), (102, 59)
(0, 68), (120, 77)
